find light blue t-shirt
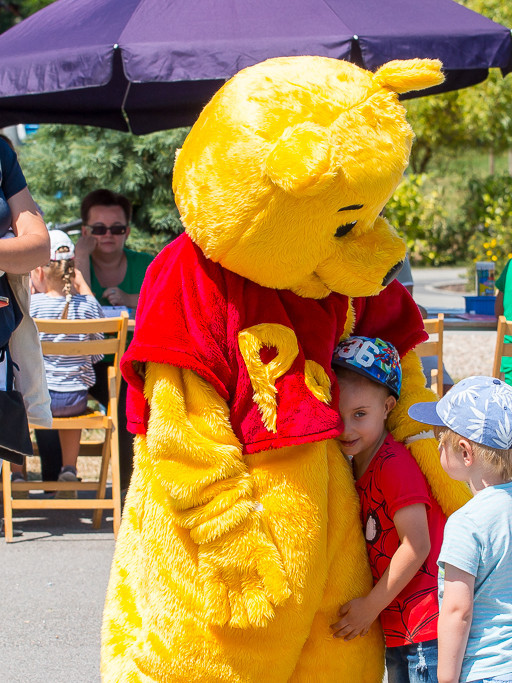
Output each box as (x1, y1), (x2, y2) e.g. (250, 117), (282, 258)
(438, 482), (512, 682)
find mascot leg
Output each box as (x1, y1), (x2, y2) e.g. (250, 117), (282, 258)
(288, 440), (384, 683)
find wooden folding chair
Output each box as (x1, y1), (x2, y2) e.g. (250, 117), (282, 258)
(415, 313), (444, 397)
(2, 313), (128, 542)
(492, 315), (512, 379)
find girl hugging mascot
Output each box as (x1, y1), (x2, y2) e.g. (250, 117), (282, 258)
(101, 56), (470, 682)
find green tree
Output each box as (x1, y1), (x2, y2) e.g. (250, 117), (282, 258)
(0, 0), (53, 33)
(20, 124), (189, 253)
(405, 92), (468, 173)
(406, 0), (512, 171)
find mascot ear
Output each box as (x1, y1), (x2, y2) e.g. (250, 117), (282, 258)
(265, 123), (337, 196)
(373, 58), (444, 94)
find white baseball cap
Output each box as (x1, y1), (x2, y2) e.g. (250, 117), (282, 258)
(49, 229), (74, 261)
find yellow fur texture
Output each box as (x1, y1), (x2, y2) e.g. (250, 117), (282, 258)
(102, 364), (384, 682)
(388, 351), (471, 515)
(102, 56), (465, 683)
(173, 56), (442, 299)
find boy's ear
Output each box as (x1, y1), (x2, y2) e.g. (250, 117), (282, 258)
(458, 438), (474, 466)
(385, 395), (397, 416)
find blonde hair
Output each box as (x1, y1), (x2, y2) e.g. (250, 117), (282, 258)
(436, 427), (512, 482)
(43, 259), (75, 319)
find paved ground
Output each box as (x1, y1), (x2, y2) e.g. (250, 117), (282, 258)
(0, 509), (114, 682)
(412, 266), (497, 381)
(0, 266), (491, 683)
(411, 265), (467, 312)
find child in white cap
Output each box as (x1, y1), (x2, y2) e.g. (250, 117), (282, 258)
(11, 230), (104, 496)
(409, 376), (512, 683)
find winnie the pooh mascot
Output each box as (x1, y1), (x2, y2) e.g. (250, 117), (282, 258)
(101, 56), (470, 682)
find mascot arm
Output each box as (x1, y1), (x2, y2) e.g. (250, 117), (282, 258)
(144, 361), (290, 628)
(387, 350), (471, 517)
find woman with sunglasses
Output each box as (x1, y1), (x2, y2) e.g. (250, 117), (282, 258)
(74, 188), (153, 310)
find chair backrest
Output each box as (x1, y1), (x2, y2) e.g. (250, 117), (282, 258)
(415, 313), (444, 397)
(492, 315), (512, 379)
(34, 312), (129, 397)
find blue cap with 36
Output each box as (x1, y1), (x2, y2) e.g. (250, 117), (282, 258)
(332, 336), (401, 399)
(408, 375), (512, 450)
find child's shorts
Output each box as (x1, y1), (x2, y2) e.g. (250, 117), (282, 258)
(49, 389), (88, 417)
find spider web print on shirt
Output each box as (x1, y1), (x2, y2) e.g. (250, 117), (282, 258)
(355, 434), (447, 647)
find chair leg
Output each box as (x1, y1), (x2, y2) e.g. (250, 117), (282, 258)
(92, 435), (111, 530)
(109, 427), (122, 538)
(2, 460), (14, 542)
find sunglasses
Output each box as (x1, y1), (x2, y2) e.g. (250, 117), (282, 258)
(85, 223), (128, 236)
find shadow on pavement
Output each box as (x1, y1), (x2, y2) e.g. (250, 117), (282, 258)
(1, 487), (117, 542)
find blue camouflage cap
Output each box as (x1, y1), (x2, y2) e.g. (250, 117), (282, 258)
(332, 336), (402, 399)
(408, 375), (512, 450)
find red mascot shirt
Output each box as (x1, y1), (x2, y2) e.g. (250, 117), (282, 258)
(122, 234), (426, 454)
(355, 434), (446, 646)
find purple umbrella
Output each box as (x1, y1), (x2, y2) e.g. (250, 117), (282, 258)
(0, 0), (510, 134)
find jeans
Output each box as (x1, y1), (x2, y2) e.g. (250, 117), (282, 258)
(386, 639), (438, 683)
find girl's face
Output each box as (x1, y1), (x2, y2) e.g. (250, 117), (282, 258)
(337, 377), (396, 472)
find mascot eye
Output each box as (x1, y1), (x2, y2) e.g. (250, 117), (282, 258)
(335, 222), (357, 238)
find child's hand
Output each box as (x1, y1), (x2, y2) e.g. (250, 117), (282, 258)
(330, 597), (378, 640)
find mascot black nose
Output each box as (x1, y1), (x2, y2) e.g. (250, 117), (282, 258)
(382, 260), (404, 287)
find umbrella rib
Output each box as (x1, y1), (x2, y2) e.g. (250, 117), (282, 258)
(121, 80), (133, 135)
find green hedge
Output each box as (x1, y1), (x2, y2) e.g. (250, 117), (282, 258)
(384, 174), (470, 266)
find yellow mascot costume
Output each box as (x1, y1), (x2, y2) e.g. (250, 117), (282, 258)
(101, 56), (470, 682)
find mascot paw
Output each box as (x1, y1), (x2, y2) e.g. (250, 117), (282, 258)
(198, 512), (291, 628)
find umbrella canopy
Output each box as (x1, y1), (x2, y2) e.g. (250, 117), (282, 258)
(0, 0), (510, 134)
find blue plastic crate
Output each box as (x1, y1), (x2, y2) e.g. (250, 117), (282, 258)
(464, 295), (496, 315)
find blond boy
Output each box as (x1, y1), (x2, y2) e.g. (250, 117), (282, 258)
(409, 376), (512, 683)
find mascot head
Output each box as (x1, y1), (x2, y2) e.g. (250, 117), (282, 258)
(173, 56), (443, 298)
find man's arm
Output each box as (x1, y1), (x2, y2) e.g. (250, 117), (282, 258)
(331, 503), (430, 639)
(0, 188), (49, 273)
(437, 564), (474, 683)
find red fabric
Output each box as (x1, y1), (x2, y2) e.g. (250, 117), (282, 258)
(355, 434), (446, 646)
(352, 279), (426, 359)
(123, 234), (427, 453)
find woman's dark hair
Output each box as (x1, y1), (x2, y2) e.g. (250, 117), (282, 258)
(80, 189), (132, 225)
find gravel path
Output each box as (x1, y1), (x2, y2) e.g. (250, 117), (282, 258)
(443, 330), (496, 383)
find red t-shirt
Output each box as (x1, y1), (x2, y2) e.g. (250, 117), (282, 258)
(123, 233), (426, 454)
(355, 434), (446, 647)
